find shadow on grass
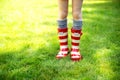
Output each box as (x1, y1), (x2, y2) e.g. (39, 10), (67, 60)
(0, 43), (59, 80)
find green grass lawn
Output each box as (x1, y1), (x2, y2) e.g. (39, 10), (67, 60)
(0, 0), (120, 80)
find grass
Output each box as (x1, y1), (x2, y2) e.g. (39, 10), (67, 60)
(0, 0), (120, 80)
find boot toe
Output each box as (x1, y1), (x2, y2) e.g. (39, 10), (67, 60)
(71, 54), (83, 61)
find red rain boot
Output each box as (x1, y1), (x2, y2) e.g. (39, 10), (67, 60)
(71, 28), (83, 61)
(56, 28), (69, 59)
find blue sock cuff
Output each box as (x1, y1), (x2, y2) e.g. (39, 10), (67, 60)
(57, 19), (67, 28)
(73, 20), (82, 30)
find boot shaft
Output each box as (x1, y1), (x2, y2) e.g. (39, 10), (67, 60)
(58, 28), (68, 51)
(71, 28), (82, 51)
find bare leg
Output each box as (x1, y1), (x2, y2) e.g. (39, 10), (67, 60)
(57, 0), (69, 28)
(58, 0), (69, 20)
(72, 0), (83, 20)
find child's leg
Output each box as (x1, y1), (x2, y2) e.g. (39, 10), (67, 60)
(57, 0), (68, 29)
(58, 0), (68, 20)
(72, 0), (83, 29)
(56, 0), (69, 59)
(71, 0), (83, 61)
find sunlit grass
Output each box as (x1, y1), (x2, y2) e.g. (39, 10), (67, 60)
(84, 0), (111, 4)
(0, 0), (120, 80)
(0, 0), (58, 54)
(94, 48), (115, 80)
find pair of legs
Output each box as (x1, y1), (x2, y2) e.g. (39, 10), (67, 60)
(56, 0), (83, 61)
(58, 0), (83, 21)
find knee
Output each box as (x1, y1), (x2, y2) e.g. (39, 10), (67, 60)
(72, 12), (82, 20)
(59, 11), (68, 19)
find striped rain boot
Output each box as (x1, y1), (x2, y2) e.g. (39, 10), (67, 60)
(71, 28), (83, 61)
(56, 28), (69, 59)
